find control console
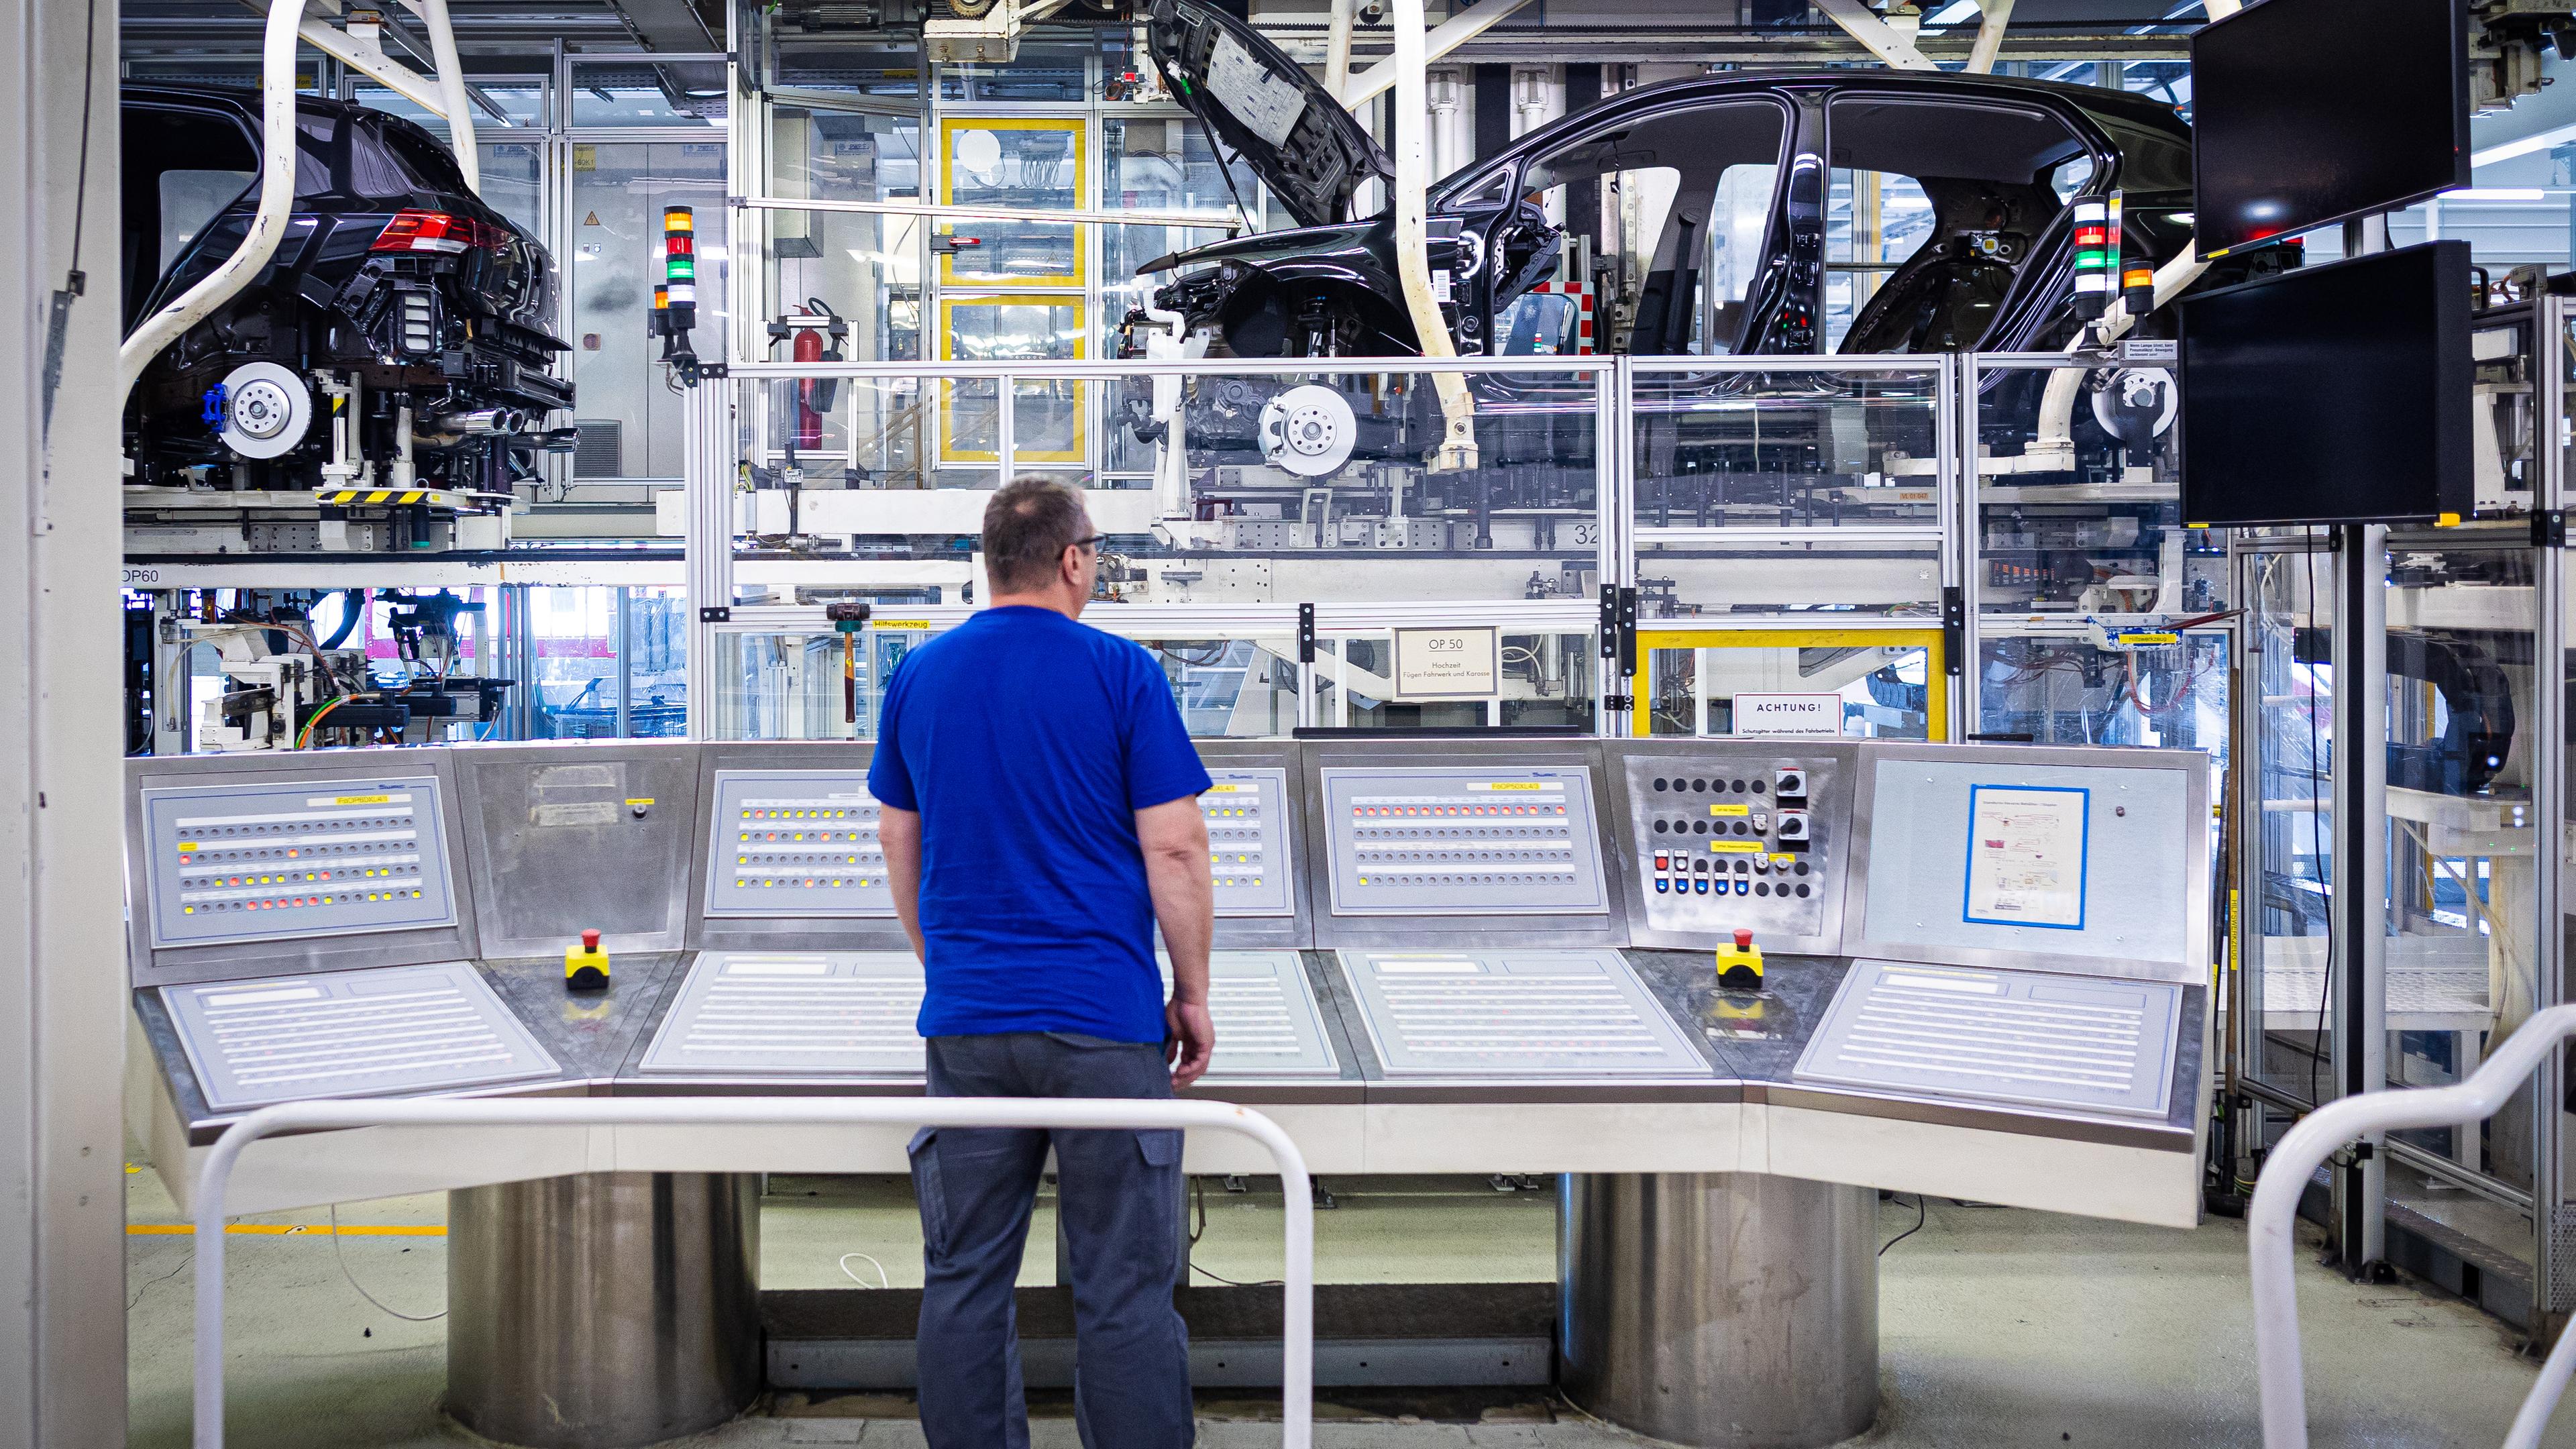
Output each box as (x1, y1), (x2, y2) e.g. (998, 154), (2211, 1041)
(140, 774), (460, 948)
(702, 769), (891, 918)
(1610, 746), (1853, 951)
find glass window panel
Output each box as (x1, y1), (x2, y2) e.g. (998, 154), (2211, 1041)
(941, 119), (1085, 288)
(528, 587), (620, 739)
(940, 297), (1084, 465)
(1974, 362), (2205, 617)
(1150, 367), (1601, 602)
(1824, 169), (1934, 351)
(768, 37), (922, 99)
(2248, 544), (2334, 1112)
(1632, 368), (1941, 616)
(766, 108), (924, 364)
(627, 587), (690, 737)
(747, 376), (929, 488)
(1135, 638), (1300, 737)
(2378, 539), (2538, 1231)
(1976, 633), (2229, 755)
(1311, 632), (1597, 732)
(570, 60), (730, 127)
(1642, 639), (1937, 739)
(569, 142), (730, 479)
(477, 141), (544, 249)
(351, 78), (549, 133)
(937, 41), (1093, 102)
(1102, 117), (1258, 356)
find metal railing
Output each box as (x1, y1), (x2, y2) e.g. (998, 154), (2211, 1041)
(2250, 1003), (2576, 1449)
(193, 1096), (1317, 1449)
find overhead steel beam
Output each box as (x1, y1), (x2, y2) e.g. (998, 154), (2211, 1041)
(1339, 0), (1539, 107)
(1810, 0), (1941, 69)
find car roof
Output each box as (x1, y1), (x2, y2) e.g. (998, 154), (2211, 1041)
(1435, 66), (2190, 201)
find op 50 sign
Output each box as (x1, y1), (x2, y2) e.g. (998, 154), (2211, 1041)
(1391, 627), (1501, 700)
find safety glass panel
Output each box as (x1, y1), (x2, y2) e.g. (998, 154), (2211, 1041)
(1631, 367), (1942, 616)
(1974, 361), (2203, 618)
(1311, 632), (1599, 733)
(938, 298), (1085, 472)
(2247, 545), (2334, 1116)
(941, 119), (1084, 288)
(1134, 638), (1301, 737)
(1102, 117), (1256, 352)
(764, 109), (924, 364)
(1978, 631), (2229, 756)
(569, 60), (730, 127)
(2378, 539), (2540, 1248)
(569, 142), (729, 480)
(1640, 639), (1939, 740)
(1135, 366), (1602, 604)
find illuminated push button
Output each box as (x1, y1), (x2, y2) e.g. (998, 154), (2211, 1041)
(1655, 878), (1670, 894)
(1693, 879), (1709, 894)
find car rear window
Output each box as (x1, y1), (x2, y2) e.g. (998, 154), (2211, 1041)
(376, 119), (473, 196)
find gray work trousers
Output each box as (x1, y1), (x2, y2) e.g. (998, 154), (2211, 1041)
(910, 1030), (1192, 1449)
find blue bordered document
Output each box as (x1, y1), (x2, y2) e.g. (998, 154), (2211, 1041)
(1962, 784), (2088, 930)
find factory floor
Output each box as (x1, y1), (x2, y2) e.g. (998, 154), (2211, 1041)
(127, 1169), (2576, 1449)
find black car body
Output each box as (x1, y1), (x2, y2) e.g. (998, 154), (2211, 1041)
(1124, 0), (2287, 496)
(122, 86), (570, 495)
(1138, 0), (2213, 360)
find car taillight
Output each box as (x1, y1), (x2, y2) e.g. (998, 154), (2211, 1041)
(371, 210), (500, 254)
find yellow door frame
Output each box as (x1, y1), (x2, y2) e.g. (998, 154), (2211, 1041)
(1633, 627), (1947, 741)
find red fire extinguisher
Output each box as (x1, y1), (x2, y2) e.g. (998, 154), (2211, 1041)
(794, 321), (824, 452)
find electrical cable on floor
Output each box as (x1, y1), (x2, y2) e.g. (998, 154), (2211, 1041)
(2300, 533), (2336, 1111)
(1187, 1177), (1281, 1287)
(328, 1203), (445, 1322)
(838, 1252), (892, 1289)
(1878, 1193), (1927, 1256)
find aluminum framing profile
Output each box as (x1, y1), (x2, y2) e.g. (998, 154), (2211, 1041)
(683, 378), (735, 740)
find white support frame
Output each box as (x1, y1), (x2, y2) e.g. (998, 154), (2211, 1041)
(192, 1096), (1317, 1449)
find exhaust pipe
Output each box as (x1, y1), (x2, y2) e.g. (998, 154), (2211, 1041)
(421, 408), (526, 437)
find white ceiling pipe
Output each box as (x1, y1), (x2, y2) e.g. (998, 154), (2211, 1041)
(1966, 0), (2015, 74)
(1388, 0), (1479, 470)
(118, 0), (308, 406)
(1325, 0), (1356, 98)
(404, 0), (480, 195)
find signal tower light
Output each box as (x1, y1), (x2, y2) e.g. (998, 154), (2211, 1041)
(2071, 199), (2112, 320)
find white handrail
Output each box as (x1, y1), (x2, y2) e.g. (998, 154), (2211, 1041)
(194, 1095), (1315, 1449)
(2251, 1002), (2576, 1449)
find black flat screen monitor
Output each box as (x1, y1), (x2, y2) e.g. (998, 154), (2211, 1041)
(2192, 0), (2467, 260)
(2178, 241), (2471, 527)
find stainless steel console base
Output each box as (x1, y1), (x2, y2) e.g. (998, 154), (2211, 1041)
(447, 1173), (761, 1448)
(1561, 1172), (1878, 1449)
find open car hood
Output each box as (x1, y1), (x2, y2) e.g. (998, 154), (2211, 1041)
(1144, 0), (1393, 229)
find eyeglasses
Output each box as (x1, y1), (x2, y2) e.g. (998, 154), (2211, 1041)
(1069, 535), (1102, 554)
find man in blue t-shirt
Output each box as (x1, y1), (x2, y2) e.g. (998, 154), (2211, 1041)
(869, 476), (1215, 1449)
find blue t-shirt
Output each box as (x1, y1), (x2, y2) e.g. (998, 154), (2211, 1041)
(867, 606), (1213, 1043)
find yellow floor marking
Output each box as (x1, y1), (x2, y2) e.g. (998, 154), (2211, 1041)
(127, 1224), (446, 1237)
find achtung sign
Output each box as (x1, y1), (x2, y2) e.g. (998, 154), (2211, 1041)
(1391, 627), (1501, 700)
(1731, 692), (1844, 738)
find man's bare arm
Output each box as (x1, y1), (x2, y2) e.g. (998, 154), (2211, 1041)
(1136, 794), (1216, 1087)
(879, 805), (926, 960)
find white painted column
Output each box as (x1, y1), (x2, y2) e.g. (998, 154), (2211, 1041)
(0, 0), (129, 1443)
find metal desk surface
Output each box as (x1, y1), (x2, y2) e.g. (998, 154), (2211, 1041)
(138, 947), (2206, 1228)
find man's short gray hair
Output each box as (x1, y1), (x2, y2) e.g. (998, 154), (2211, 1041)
(981, 476), (1091, 594)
